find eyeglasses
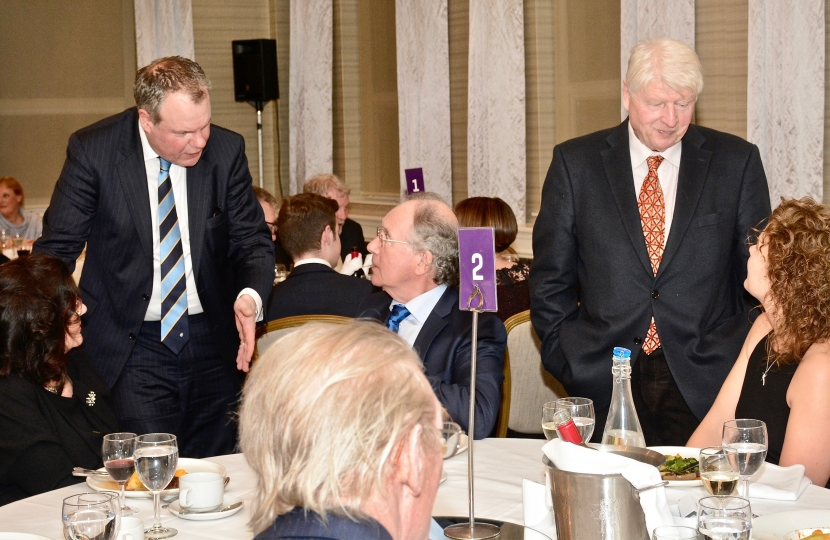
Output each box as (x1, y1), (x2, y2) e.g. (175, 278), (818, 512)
(440, 421), (462, 460)
(376, 227), (411, 247)
(265, 222), (278, 235)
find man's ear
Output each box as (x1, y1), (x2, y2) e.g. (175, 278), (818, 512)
(138, 108), (154, 132)
(396, 424), (424, 497)
(413, 250), (434, 277)
(321, 225), (333, 247)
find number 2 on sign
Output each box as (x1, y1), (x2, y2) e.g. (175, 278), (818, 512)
(471, 253), (483, 281)
(411, 179), (420, 192)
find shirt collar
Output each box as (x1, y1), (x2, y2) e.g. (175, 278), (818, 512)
(293, 258), (331, 268)
(628, 121), (682, 170)
(138, 120), (159, 163)
(392, 284), (447, 324)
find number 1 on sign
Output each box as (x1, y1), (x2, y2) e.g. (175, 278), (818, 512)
(471, 253), (483, 281)
(411, 179), (420, 192)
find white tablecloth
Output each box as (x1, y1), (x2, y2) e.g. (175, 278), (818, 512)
(1, 439), (829, 538)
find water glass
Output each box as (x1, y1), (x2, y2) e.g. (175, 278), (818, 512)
(722, 419), (768, 497)
(0, 229), (8, 249)
(553, 397), (595, 442)
(62, 491), (120, 540)
(697, 496), (751, 540)
(653, 525), (701, 539)
(135, 433), (178, 538)
(102, 432), (138, 516)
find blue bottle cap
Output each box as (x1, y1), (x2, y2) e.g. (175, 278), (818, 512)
(612, 347), (631, 361)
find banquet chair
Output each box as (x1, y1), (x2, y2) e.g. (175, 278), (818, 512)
(255, 314), (353, 358)
(495, 310), (567, 437)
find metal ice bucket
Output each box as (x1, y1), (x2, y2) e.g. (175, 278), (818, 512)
(543, 444), (664, 540)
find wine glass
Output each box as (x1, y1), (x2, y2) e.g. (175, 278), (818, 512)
(722, 419), (768, 498)
(541, 401), (559, 440)
(699, 446), (739, 496)
(697, 496), (751, 540)
(62, 491), (120, 540)
(274, 264), (288, 283)
(11, 233), (22, 250)
(102, 432), (138, 516)
(652, 525), (701, 539)
(554, 397), (595, 442)
(135, 433), (178, 539)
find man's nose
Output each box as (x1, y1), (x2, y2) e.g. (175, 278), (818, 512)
(367, 236), (381, 254)
(662, 104), (678, 127)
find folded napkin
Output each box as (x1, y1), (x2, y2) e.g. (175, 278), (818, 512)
(748, 462), (811, 500)
(522, 478), (557, 537)
(339, 253), (364, 276)
(543, 439), (675, 537)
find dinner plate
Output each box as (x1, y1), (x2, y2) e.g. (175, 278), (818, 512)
(752, 510), (830, 540)
(648, 446), (703, 487)
(0, 534), (54, 540)
(86, 457), (227, 499)
(167, 495), (243, 521)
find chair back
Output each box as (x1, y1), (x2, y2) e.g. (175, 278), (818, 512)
(496, 310), (567, 437)
(256, 314), (353, 357)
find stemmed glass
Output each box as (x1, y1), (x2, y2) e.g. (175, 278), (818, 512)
(135, 433), (179, 539)
(699, 446), (740, 496)
(554, 397), (595, 442)
(62, 491), (120, 540)
(722, 419), (768, 498)
(697, 496), (751, 540)
(440, 421), (463, 459)
(542, 401), (559, 440)
(652, 525), (701, 539)
(274, 264), (288, 283)
(102, 432), (138, 516)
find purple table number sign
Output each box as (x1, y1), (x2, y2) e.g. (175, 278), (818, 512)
(458, 228), (498, 312)
(404, 168), (425, 194)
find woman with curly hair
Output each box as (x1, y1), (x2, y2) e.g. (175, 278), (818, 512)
(688, 197), (830, 487)
(0, 254), (119, 505)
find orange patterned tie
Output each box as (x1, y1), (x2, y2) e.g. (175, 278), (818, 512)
(639, 155), (664, 354)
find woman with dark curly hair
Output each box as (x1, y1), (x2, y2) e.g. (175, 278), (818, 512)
(688, 197), (830, 487)
(0, 254), (119, 505)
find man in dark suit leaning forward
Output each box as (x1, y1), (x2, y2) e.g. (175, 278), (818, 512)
(266, 193), (375, 320)
(359, 197), (506, 438)
(34, 57), (275, 457)
(529, 38), (771, 446)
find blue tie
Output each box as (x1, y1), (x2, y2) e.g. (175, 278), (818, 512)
(385, 304), (411, 333)
(158, 158), (189, 354)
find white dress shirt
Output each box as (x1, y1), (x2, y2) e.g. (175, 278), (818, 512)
(139, 123), (262, 321)
(293, 257), (331, 268)
(628, 122), (682, 243)
(393, 284), (448, 347)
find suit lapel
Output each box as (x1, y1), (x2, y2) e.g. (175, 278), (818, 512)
(659, 125), (711, 276)
(413, 287), (454, 359)
(601, 122), (654, 276)
(187, 158), (211, 281)
(117, 110), (153, 261)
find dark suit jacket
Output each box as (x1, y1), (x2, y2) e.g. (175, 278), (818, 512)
(255, 508), (392, 540)
(529, 121), (770, 418)
(33, 108), (275, 386)
(339, 217), (368, 261)
(359, 287), (506, 438)
(266, 262), (375, 320)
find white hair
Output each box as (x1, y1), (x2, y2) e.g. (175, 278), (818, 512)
(626, 38), (703, 98)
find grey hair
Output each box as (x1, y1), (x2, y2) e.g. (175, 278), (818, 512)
(238, 321), (439, 535)
(626, 38), (703, 98)
(134, 56), (211, 124)
(303, 173), (350, 197)
(408, 199), (459, 288)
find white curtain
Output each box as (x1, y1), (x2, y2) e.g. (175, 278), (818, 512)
(620, 0), (695, 118)
(134, 0), (195, 68)
(748, 0), (824, 204)
(467, 0), (526, 222)
(289, 0), (333, 195)
(395, 0), (453, 205)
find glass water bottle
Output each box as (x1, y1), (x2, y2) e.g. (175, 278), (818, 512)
(601, 347), (646, 447)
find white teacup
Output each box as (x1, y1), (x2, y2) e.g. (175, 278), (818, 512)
(178, 472), (224, 511)
(118, 516), (144, 540)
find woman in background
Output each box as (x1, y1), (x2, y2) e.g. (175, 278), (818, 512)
(688, 198), (830, 488)
(0, 254), (119, 505)
(0, 177), (42, 241)
(455, 197), (529, 321)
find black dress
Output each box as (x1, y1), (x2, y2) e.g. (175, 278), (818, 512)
(496, 261), (531, 322)
(0, 347), (120, 505)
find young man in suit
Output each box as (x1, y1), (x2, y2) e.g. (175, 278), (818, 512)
(529, 38), (771, 446)
(359, 197), (506, 439)
(33, 56), (275, 457)
(266, 193), (374, 321)
(303, 173), (368, 264)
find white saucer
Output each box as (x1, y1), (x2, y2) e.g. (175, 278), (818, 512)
(167, 495), (243, 521)
(440, 470), (448, 484)
(456, 434), (469, 455)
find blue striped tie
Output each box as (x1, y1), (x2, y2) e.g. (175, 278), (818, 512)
(385, 304), (411, 333)
(158, 158), (189, 354)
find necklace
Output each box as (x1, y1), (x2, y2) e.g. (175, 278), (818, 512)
(761, 356), (777, 386)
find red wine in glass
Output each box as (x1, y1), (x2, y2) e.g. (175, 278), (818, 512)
(104, 458), (135, 483)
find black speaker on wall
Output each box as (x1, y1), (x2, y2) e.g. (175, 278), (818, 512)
(232, 39), (278, 103)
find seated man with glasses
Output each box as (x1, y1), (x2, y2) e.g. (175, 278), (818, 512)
(358, 196), (507, 439)
(253, 186), (292, 267)
(266, 193), (375, 321)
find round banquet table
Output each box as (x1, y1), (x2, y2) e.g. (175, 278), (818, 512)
(1, 438), (829, 539)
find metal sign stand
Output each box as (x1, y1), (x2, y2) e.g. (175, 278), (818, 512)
(443, 285), (501, 540)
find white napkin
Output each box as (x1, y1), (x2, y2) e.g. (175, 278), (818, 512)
(543, 439), (675, 537)
(339, 253), (364, 275)
(748, 462), (811, 500)
(522, 478), (557, 537)
(428, 518), (449, 539)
